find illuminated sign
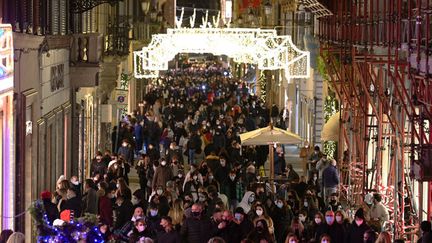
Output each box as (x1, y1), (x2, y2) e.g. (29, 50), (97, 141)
(0, 24), (13, 92)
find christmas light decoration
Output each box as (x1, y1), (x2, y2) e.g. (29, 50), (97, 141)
(134, 8), (310, 79)
(29, 200), (104, 242)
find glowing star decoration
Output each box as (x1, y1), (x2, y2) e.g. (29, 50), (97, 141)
(134, 10), (310, 79)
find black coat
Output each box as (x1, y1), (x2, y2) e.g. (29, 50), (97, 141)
(327, 223), (345, 243)
(180, 217), (214, 243)
(63, 196), (82, 218)
(238, 218), (254, 241)
(156, 230), (181, 243)
(346, 222), (371, 243)
(43, 199), (59, 224)
(114, 200), (134, 230)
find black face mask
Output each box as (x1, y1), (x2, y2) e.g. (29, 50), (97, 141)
(192, 211), (201, 218)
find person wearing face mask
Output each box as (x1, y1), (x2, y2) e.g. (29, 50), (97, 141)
(183, 171), (203, 202)
(287, 217), (306, 242)
(146, 203), (164, 239)
(270, 198), (293, 243)
(157, 216), (181, 243)
(233, 207), (254, 241)
(180, 203), (214, 243)
(113, 195), (134, 231)
(117, 139), (134, 166)
(247, 219), (274, 242)
(301, 196), (319, 220)
(114, 207), (145, 241)
(238, 191), (256, 214)
(166, 142), (184, 165)
(346, 208), (371, 243)
(328, 193), (342, 212)
(128, 218), (152, 243)
(323, 210), (345, 243)
(226, 170), (240, 211)
(152, 158), (174, 192)
(183, 164), (204, 190)
(252, 205), (275, 237)
(305, 212), (324, 241)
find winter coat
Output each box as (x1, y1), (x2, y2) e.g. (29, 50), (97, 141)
(152, 165), (174, 189)
(99, 196), (113, 226)
(90, 160), (107, 177)
(238, 191), (255, 214)
(43, 199), (59, 224)
(323, 165), (340, 188)
(118, 146), (134, 164)
(63, 196), (82, 218)
(156, 230), (181, 243)
(346, 221), (371, 243)
(82, 188), (98, 215)
(180, 216), (214, 243)
(114, 200), (134, 230)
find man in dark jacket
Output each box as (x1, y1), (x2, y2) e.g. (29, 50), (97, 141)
(90, 152), (106, 177)
(322, 159), (340, 202)
(113, 195), (134, 230)
(41, 191), (59, 224)
(63, 188), (82, 218)
(214, 210), (241, 243)
(117, 139), (134, 165)
(157, 216), (181, 243)
(180, 203), (214, 243)
(152, 158), (173, 190)
(82, 179), (98, 215)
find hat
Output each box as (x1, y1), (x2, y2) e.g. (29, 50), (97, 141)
(41, 190), (52, 200)
(354, 208), (365, 219)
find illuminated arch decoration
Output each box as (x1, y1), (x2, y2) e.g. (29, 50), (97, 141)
(134, 9), (310, 79)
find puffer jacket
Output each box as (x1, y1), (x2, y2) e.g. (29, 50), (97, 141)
(180, 216), (215, 243)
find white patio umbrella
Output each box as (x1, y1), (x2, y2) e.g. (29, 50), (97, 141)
(321, 112), (340, 142)
(240, 125), (303, 191)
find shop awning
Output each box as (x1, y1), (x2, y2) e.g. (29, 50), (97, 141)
(240, 125), (303, 146)
(321, 112), (340, 141)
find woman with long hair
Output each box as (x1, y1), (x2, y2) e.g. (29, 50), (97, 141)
(251, 203), (275, 237)
(168, 198), (184, 231)
(375, 231), (391, 243)
(116, 177), (132, 201)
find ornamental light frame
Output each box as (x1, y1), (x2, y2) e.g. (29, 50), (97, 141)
(134, 8), (310, 80)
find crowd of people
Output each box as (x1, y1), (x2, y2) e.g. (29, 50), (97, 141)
(37, 64), (431, 243)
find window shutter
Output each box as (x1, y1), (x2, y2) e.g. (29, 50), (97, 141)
(59, 0), (67, 35)
(50, 0), (59, 35)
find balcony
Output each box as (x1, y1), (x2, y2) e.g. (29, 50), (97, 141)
(105, 19), (130, 56)
(70, 33), (103, 87)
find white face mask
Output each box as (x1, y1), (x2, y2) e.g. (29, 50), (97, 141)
(157, 189), (163, 195)
(276, 202), (284, 208)
(230, 175), (235, 180)
(193, 175), (198, 180)
(335, 216), (343, 223)
(255, 209), (263, 216)
(117, 183), (120, 188)
(161, 161), (167, 166)
(315, 218), (322, 224)
(122, 143), (128, 147)
(304, 202), (308, 207)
